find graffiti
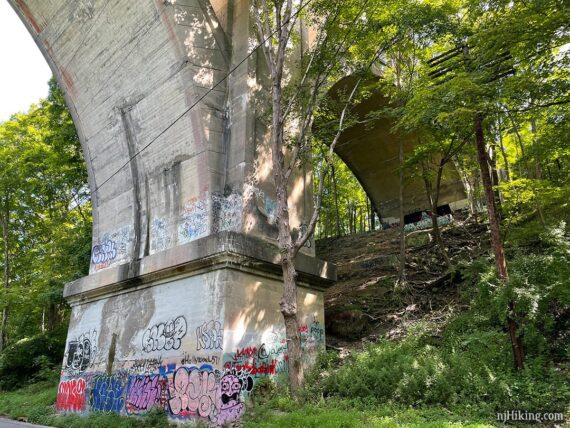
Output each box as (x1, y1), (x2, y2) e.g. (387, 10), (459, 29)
(91, 240), (117, 269)
(213, 193), (243, 232)
(126, 375), (167, 414)
(56, 378), (86, 412)
(131, 357), (163, 374)
(167, 365), (219, 419)
(142, 316), (187, 353)
(216, 372), (251, 425)
(181, 352), (220, 366)
(227, 339), (289, 378)
(310, 322), (325, 343)
(179, 197), (209, 243)
(166, 365), (251, 425)
(92, 226), (132, 271)
(404, 212), (453, 233)
(63, 330), (97, 375)
(151, 218), (171, 253)
(299, 321), (325, 357)
(196, 320), (223, 351)
(90, 375), (125, 412)
(233, 346), (257, 360)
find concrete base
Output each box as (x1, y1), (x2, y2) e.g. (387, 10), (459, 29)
(56, 233), (335, 425)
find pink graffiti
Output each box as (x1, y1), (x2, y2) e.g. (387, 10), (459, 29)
(56, 378), (86, 412)
(167, 367), (218, 419)
(217, 374), (245, 425)
(298, 324), (309, 334)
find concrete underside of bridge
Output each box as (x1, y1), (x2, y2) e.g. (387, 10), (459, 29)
(9, 0), (333, 424)
(330, 78), (468, 222)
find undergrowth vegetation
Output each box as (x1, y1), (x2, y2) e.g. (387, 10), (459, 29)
(246, 222), (570, 426)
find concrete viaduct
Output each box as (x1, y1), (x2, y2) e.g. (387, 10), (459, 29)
(8, 0), (466, 424)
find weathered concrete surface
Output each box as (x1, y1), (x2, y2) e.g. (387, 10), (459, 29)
(8, 1), (330, 424)
(57, 262), (326, 423)
(8, 0), (315, 277)
(328, 77), (468, 221)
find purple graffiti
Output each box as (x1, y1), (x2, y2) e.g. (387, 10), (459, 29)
(126, 375), (166, 414)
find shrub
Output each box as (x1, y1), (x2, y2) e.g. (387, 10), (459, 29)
(0, 333), (65, 390)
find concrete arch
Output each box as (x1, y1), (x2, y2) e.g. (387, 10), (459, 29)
(8, 0), (245, 273)
(325, 77), (467, 224)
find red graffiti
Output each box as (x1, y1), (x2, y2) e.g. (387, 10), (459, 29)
(232, 346), (257, 360)
(56, 378), (86, 412)
(298, 324), (309, 334)
(225, 359), (278, 376)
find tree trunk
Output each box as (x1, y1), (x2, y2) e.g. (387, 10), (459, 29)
(488, 144), (503, 213)
(423, 163), (451, 269)
(331, 164), (341, 237)
(474, 114), (524, 370)
(0, 205), (9, 352)
(530, 119), (546, 226)
(398, 140), (406, 285)
(497, 122), (511, 181)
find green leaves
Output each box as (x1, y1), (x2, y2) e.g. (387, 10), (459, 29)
(0, 78), (91, 345)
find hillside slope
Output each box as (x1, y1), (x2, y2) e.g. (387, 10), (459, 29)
(316, 218), (490, 350)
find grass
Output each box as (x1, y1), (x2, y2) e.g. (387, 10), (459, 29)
(244, 402), (499, 427)
(0, 379), (172, 428)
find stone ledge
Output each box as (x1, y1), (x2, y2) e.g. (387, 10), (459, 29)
(64, 232), (336, 304)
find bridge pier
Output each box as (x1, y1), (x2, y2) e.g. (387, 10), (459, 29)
(58, 232), (333, 422)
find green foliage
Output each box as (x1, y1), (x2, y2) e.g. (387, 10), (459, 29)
(0, 78), (91, 350)
(0, 332), (65, 390)
(300, 227), (569, 414)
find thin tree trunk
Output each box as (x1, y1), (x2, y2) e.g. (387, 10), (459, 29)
(530, 119), (546, 226)
(398, 140), (406, 285)
(331, 163), (341, 237)
(497, 121), (511, 181)
(0, 205), (9, 352)
(488, 144), (503, 212)
(423, 163), (452, 269)
(474, 114), (524, 370)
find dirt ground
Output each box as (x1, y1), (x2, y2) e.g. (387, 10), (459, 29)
(316, 217), (490, 353)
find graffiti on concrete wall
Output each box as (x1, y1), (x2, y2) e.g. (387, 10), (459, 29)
(126, 374), (166, 415)
(196, 320), (223, 351)
(142, 316), (187, 353)
(56, 378), (86, 412)
(91, 226), (132, 271)
(224, 331), (289, 377)
(151, 218), (171, 254)
(56, 314), (323, 425)
(166, 365), (253, 424)
(179, 197), (209, 243)
(90, 375), (125, 412)
(91, 240), (117, 269)
(131, 357), (163, 374)
(181, 352), (220, 366)
(404, 212), (453, 233)
(63, 330), (98, 376)
(213, 193), (243, 233)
